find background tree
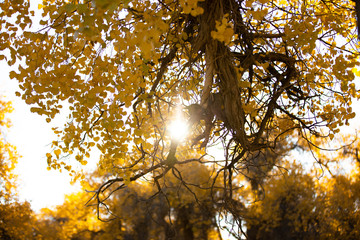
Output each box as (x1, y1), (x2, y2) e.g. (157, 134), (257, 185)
(2, 0), (360, 236)
(34, 191), (105, 240)
(100, 162), (220, 240)
(0, 97), (34, 240)
(36, 162), (220, 240)
(243, 133), (360, 240)
(245, 162), (319, 240)
(315, 170), (360, 239)
(244, 162), (360, 240)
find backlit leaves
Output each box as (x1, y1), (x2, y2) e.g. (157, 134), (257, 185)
(2, 0), (360, 234)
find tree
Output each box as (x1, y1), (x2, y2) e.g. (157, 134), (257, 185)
(33, 140), (360, 240)
(314, 161), (360, 240)
(244, 155), (360, 240)
(34, 191), (105, 240)
(98, 162), (220, 240)
(245, 162), (319, 240)
(0, 97), (34, 239)
(2, 0), (360, 235)
(36, 162), (220, 240)
(0, 98), (17, 202)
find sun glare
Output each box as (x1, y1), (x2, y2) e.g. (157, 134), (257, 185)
(169, 119), (188, 140)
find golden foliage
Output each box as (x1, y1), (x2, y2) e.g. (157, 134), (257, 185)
(2, 0), (358, 175)
(2, 0), (360, 238)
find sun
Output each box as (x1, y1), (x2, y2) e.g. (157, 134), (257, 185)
(168, 119), (189, 141)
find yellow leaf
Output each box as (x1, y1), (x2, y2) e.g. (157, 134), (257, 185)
(54, 149), (61, 159)
(9, 71), (17, 79)
(351, 67), (360, 77)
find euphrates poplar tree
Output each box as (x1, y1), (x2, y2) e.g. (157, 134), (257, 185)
(2, 0), (359, 233)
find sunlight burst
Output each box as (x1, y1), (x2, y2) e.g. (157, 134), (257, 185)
(168, 119), (188, 140)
